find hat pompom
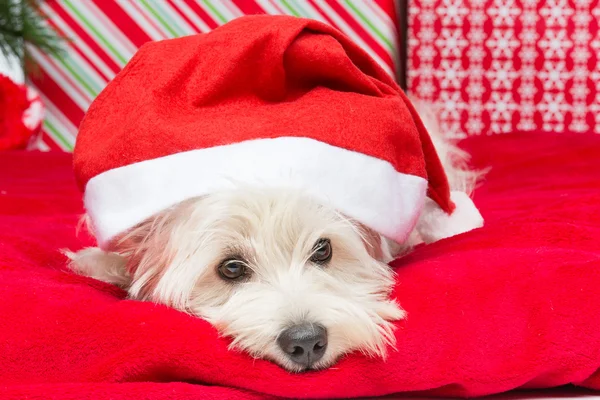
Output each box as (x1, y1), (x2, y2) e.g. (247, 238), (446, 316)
(416, 191), (484, 244)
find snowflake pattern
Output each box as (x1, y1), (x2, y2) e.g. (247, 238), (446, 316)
(538, 29), (573, 58)
(436, 60), (468, 89)
(486, 61), (519, 90)
(435, 29), (470, 57)
(485, 30), (521, 58)
(540, 0), (574, 27)
(538, 61), (571, 90)
(487, 0), (520, 26)
(409, 0), (600, 136)
(436, 0), (470, 25)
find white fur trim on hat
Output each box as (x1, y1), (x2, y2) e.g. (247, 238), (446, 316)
(415, 191), (484, 244)
(84, 137), (428, 248)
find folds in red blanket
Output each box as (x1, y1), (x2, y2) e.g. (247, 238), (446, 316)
(1, 132), (600, 399)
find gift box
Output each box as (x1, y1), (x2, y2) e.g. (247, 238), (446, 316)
(408, 0), (600, 137)
(28, 1), (600, 150)
(28, 0), (401, 150)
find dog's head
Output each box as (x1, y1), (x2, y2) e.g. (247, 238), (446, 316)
(112, 187), (405, 372)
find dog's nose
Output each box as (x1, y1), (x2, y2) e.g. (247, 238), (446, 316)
(277, 323), (328, 369)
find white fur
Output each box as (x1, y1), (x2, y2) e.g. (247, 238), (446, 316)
(67, 99), (483, 372)
(410, 96), (483, 195)
(64, 248), (129, 286)
(68, 189), (405, 372)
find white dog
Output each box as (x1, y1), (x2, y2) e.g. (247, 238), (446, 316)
(67, 100), (480, 373)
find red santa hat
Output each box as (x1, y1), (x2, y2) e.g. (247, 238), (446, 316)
(74, 15), (483, 249)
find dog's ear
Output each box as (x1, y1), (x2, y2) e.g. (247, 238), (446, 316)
(64, 247), (131, 287)
(110, 209), (179, 300)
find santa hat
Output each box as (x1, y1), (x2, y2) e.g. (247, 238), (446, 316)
(74, 15), (483, 249)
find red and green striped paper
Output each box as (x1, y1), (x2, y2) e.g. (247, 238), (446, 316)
(28, 0), (400, 151)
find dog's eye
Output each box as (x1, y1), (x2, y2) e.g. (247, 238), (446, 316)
(310, 238), (332, 264)
(218, 259), (248, 281)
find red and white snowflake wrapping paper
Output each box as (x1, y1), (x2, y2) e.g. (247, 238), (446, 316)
(408, 0), (600, 137)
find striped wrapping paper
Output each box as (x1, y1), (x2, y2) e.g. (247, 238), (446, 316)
(27, 0), (400, 151)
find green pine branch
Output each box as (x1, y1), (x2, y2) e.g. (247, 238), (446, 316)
(0, 0), (64, 74)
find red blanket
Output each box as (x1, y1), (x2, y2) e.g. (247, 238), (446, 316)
(1, 132), (599, 399)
